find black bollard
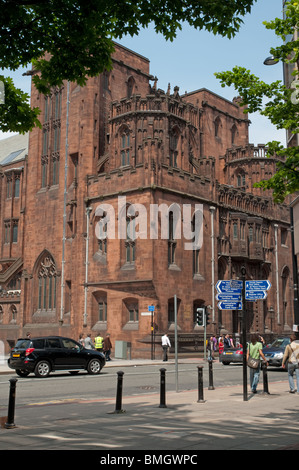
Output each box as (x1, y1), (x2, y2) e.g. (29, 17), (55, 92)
(5, 378), (18, 429)
(159, 368), (167, 408)
(262, 361), (270, 395)
(114, 371), (125, 413)
(208, 359), (215, 390)
(197, 365), (205, 403)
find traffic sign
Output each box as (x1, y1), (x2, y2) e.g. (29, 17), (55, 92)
(218, 301), (242, 310)
(245, 280), (271, 291)
(245, 291), (268, 301)
(216, 293), (242, 301)
(216, 280), (243, 294)
(148, 305), (155, 312)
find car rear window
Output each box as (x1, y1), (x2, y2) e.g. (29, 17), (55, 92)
(32, 339), (45, 349)
(15, 339), (32, 349)
(46, 338), (62, 348)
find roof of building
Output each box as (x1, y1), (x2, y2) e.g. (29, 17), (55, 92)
(0, 133), (28, 166)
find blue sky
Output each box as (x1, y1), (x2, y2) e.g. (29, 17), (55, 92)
(0, 0), (285, 145)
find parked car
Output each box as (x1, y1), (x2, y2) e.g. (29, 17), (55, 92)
(220, 347), (243, 365)
(8, 336), (106, 377)
(263, 337), (291, 368)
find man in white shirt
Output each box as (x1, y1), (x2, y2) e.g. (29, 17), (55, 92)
(161, 333), (171, 361)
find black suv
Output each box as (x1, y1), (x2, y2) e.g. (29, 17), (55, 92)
(8, 336), (106, 377)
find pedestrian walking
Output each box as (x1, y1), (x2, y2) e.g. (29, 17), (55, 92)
(103, 333), (113, 361)
(84, 333), (94, 350)
(218, 336), (224, 361)
(94, 333), (104, 352)
(161, 333), (171, 361)
(282, 333), (299, 394)
(247, 334), (268, 394)
(78, 334), (85, 347)
(224, 334), (231, 349)
(207, 336), (216, 361)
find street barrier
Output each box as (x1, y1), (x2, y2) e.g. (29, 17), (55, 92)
(197, 365), (205, 403)
(262, 361), (270, 395)
(114, 371), (125, 413)
(208, 359), (215, 390)
(5, 378), (18, 429)
(159, 368), (167, 408)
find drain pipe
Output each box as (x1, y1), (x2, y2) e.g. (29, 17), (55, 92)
(210, 206), (216, 324)
(274, 224), (280, 325)
(83, 206), (92, 327)
(60, 81), (70, 325)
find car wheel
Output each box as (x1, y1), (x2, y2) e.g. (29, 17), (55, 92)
(16, 369), (30, 377)
(34, 360), (51, 377)
(87, 358), (102, 375)
(222, 362), (230, 365)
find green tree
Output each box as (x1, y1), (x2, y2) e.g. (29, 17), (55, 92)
(215, 0), (299, 203)
(0, 0), (256, 133)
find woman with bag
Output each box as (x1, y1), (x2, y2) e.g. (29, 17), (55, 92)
(247, 334), (268, 394)
(282, 333), (299, 393)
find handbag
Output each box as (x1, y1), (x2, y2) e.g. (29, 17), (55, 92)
(247, 345), (260, 369)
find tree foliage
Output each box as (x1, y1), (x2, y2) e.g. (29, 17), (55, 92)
(215, 0), (299, 203)
(0, 0), (256, 133)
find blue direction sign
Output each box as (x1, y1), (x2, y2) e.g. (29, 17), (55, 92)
(245, 291), (267, 300)
(148, 305), (155, 312)
(245, 280), (271, 301)
(216, 280), (243, 294)
(245, 280), (271, 291)
(216, 293), (242, 301)
(218, 301), (242, 310)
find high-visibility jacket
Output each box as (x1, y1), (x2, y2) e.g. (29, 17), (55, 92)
(95, 336), (103, 349)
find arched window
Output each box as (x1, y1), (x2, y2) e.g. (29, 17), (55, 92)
(126, 209), (136, 264)
(36, 253), (57, 311)
(127, 76), (135, 98)
(120, 130), (130, 166)
(169, 128), (179, 168)
(231, 124), (238, 145)
(214, 116), (221, 137)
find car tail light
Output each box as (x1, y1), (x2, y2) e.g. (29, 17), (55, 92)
(25, 348), (35, 356)
(236, 350), (243, 355)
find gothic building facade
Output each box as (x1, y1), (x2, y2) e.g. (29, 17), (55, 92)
(0, 43), (295, 356)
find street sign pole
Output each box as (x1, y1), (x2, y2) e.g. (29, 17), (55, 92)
(148, 305), (155, 360)
(241, 266), (248, 402)
(204, 309), (206, 361)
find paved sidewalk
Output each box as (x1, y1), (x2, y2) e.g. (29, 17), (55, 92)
(1, 357), (299, 451)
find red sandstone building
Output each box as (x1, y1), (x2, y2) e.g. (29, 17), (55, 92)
(0, 44), (295, 356)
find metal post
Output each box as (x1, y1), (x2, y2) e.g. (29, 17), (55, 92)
(197, 365), (205, 403)
(241, 266), (248, 402)
(290, 206), (299, 325)
(262, 361), (270, 395)
(208, 359), (215, 390)
(174, 294), (178, 392)
(114, 371), (125, 413)
(5, 378), (18, 429)
(159, 368), (167, 408)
